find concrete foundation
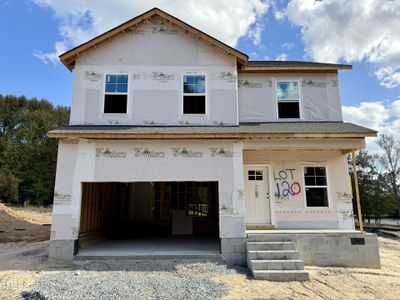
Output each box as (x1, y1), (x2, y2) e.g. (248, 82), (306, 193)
(49, 232), (380, 269)
(246, 231), (381, 268)
(49, 239), (76, 265)
(220, 238), (246, 266)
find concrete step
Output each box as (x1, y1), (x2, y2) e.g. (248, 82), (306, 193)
(246, 234), (293, 242)
(246, 241), (296, 251)
(247, 250), (299, 260)
(249, 259), (305, 270)
(252, 270), (309, 281)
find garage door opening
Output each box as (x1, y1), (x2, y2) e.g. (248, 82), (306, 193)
(77, 181), (219, 256)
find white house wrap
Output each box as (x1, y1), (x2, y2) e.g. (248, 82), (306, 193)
(48, 8), (379, 270)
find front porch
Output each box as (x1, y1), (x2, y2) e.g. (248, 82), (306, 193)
(242, 147), (356, 230)
(245, 229), (381, 267)
(222, 230), (380, 266)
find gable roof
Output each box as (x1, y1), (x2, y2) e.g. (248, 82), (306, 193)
(59, 7), (249, 71)
(59, 8), (353, 73)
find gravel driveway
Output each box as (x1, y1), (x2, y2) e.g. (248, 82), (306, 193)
(14, 260), (249, 300)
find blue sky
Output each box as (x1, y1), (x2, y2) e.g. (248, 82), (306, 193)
(1, 0), (399, 142)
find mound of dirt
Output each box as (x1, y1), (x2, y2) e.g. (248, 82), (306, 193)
(0, 204), (51, 243)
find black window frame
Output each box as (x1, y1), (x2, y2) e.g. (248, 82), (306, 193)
(248, 170), (263, 181)
(183, 74), (206, 115)
(276, 81), (300, 119)
(303, 166), (329, 207)
(103, 74), (129, 114)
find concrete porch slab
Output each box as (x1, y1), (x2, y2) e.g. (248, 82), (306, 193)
(245, 231), (380, 268)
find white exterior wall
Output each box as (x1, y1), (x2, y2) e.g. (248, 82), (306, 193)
(50, 139), (246, 242)
(51, 138), (358, 243)
(70, 21), (238, 126)
(68, 20), (346, 126)
(238, 73), (343, 122)
(243, 147), (354, 229)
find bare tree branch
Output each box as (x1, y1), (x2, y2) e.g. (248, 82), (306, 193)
(377, 134), (400, 216)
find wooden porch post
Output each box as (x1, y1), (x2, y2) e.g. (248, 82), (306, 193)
(351, 151), (364, 234)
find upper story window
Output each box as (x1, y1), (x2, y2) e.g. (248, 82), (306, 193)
(303, 166), (328, 207)
(183, 75), (206, 114)
(276, 81), (300, 119)
(104, 74), (128, 114)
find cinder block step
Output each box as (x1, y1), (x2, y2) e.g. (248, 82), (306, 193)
(247, 250), (299, 260)
(249, 259), (304, 270)
(252, 270), (309, 281)
(246, 241), (296, 251)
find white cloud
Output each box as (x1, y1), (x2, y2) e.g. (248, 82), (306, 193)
(248, 22), (264, 46)
(274, 10), (285, 21)
(391, 99), (400, 118)
(270, 0), (286, 21)
(281, 42), (294, 50)
(343, 100), (400, 152)
(276, 52), (288, 61)
(31, 0), (270, 64)
(33, 41), (68, 64)
(250, 51), (259, 60)
(375, 67), (400, 88)
(285, 0), (400, 88)
(342, 102), (389, 131)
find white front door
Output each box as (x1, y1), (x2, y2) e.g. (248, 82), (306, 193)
(244, 166), (271, 224)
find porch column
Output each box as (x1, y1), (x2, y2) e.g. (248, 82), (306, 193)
(351, 151), (364, 234)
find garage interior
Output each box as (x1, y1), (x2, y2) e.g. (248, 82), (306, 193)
(77, 181), (220, 256)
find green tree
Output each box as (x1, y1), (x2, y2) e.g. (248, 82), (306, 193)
(349, 150), (397, 224)
(0, 95), (69, 205)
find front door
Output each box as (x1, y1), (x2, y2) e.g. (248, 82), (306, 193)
(244, 166), (271, 224)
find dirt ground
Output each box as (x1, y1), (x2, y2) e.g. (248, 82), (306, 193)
(0, 204), (51, 243)
(0, 206), (399, 299)
(217, 236), (400, 300)
(0, 238), (398, 300)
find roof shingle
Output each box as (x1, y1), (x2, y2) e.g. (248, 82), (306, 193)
(247, 60), (352, 69)
(48, 122), (377, 139)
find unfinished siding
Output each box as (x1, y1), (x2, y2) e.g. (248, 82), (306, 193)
(50, 139), (246, 248)
(238, 73), (343, 122)
(70, 21), (238, 126)
(243, 148), (354, 229)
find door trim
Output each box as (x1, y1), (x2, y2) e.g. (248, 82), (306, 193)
(243, 164), (275, 227)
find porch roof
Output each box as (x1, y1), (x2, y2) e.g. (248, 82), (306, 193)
(240, 61), (352, 73)
(48, 122), (377, 139)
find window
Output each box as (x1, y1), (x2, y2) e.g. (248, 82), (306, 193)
(153, 182), (218, 219)
(248, 170), (263, 181)
(104, 74), (128, 113)
(183, 75), (206, 114)
(276, 81), (300, 119)
(303, 166), (328, 207)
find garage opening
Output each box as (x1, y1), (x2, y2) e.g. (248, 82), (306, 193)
(77, 181), (219, 256)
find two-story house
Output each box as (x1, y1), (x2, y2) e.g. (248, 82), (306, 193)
(48, 8), (380, 280)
